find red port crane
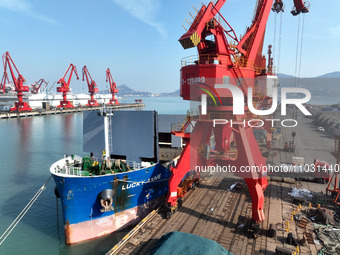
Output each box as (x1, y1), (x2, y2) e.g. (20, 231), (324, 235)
(56, 64), (79, 109)
(106, 68), (119, 105)
(0, 52), (32, 112)
(167, 0), (309, 225)
(82, 66), (99, 107)
(31, 79), (48, 94)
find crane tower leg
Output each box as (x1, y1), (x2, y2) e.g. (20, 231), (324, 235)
(167, 118), (267, 223)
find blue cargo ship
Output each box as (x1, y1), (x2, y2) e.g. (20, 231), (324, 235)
(50, 155), (171, 244)
(50, 108), (185, 244)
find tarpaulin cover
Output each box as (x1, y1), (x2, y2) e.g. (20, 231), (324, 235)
(149, 231), (233, 255)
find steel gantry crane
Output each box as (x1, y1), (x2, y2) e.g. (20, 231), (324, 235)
(82, 66), (100, 107)
(106, 68), (119, 105)
(31, 79), (48, 94)
(56, 64), (79, 109)
(167, 0), (309, 225)
(0, 52), (32, 112)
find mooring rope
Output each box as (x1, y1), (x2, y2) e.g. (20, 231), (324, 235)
(0, 175), (52, 246)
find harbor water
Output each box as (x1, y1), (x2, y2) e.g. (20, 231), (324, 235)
(0, 97), (189, 255)
(0, 94), (333, 255)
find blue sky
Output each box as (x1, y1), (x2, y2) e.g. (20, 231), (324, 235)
(0, 0), (339, 93)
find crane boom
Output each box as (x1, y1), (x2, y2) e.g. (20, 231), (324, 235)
(236, 0), (274, 69)
(31, 79), (48, 94)
(0, 52), (32, 112)
(105, 68), (119, 105)
(82, 66), (99, 107)
(56, 64), (79, 108)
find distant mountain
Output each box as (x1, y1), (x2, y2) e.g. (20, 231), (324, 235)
(159, 89), (180, 97)
(100, 85), (179, 97)
(316, 71), (340, 78)
(277, 71), (340, 98)
(277, 73), (295, 79)
(277, 71), (340, 79)
(117, 84), (152, 97)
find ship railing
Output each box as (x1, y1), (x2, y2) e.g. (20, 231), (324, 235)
(57, 166), (83, 176)
(181, 54), (230, 67)
(126, 160), (142, 170)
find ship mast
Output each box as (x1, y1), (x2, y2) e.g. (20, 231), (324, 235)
(99, 106), (113, 160)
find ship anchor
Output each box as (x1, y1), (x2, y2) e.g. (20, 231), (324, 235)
(100, 197), (114, 212)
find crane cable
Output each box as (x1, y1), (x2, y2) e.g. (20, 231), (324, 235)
(273, 13), (277, 68)
(294, 15), (301, 88)
(298, 14), (306, 81)
(277, 12), (283, 73)
(272, 11), (283, 73)
(292, 15), (301, 124)
(293, 13), (306, 125)
(0, 175), (52, 246)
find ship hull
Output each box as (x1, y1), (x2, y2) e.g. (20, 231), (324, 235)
(64, 197), (161, 244)
(51, 157), (170, 244)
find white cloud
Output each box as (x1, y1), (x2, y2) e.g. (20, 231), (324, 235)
(112, 0), (167, 38)
(0, 0), (58, 25)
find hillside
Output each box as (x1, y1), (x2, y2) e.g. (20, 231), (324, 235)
(159, 89), (180, 97)
(117, 85), (152, 97)
(278, 72), (340, 97)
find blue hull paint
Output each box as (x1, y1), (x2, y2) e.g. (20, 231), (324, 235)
(53, 163), (170, 226)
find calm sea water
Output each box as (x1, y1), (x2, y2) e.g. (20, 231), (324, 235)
(0, 97), (189, 255)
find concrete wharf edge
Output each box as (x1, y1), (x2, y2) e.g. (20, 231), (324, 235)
(0, 103), (145, 119)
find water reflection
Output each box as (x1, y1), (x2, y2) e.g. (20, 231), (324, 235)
(15, 117), (33, 183)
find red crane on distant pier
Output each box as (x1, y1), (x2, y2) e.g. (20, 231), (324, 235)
(31, 79), (48, 94)
(0, 51), (32, 112)
(56, 64), (79, 108)
(82, 66), (99, 107)
(106, 68), (119, 105)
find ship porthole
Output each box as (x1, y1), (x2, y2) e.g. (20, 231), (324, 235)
(60, 178), (65, 184)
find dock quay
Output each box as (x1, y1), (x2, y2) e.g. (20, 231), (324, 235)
(107, 174), (328, 255)
(107, 113), (336, 255)
(0, 103), (144, 119)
